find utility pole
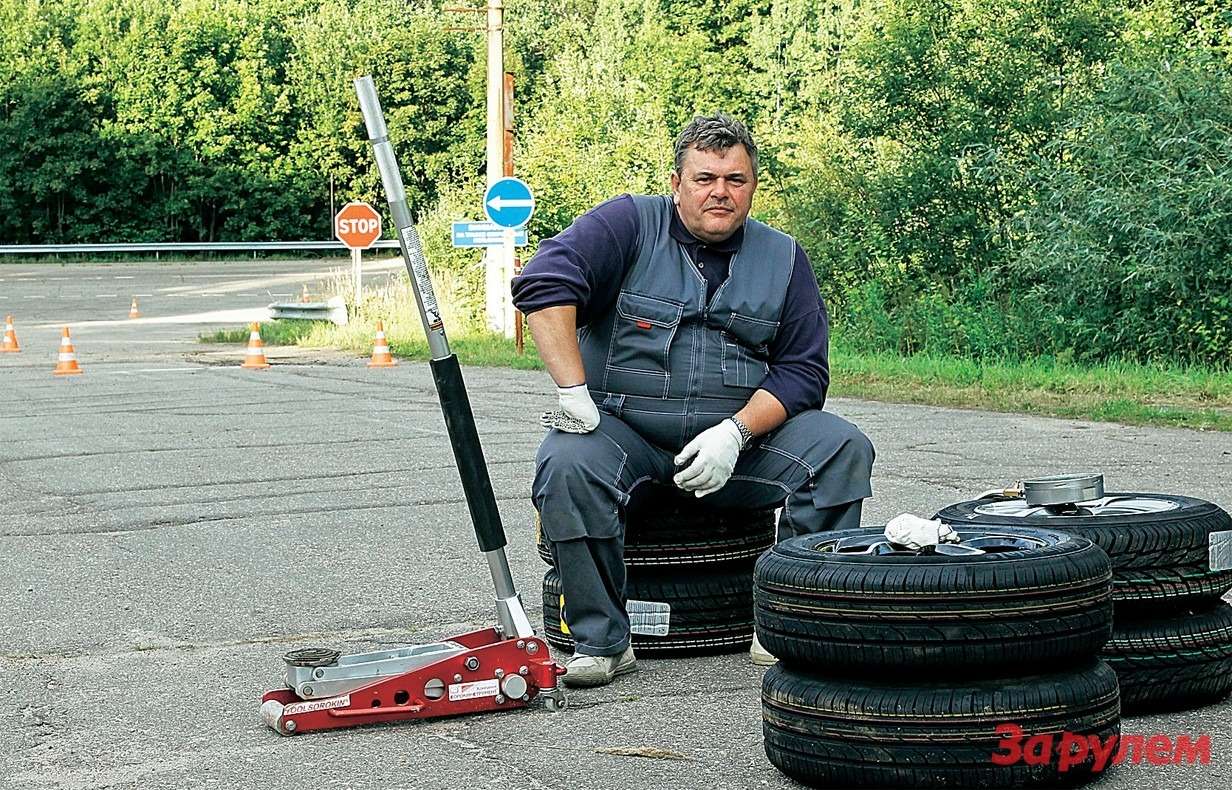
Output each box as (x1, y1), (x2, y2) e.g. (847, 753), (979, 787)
(484, 0), (510, 336)
(448, 1), (514, 336)
(486, 0), (504, 195)
(505, 72), (523, 352)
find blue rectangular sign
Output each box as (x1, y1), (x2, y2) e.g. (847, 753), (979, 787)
(451, 221), (527, 248)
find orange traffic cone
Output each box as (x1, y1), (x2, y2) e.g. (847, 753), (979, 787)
(1, 315), (18, 352)
(241, 322), (270, 369)
(128, 297), (141, 319)
(53, 327), (83, 375)
(368, 320), (396, 368)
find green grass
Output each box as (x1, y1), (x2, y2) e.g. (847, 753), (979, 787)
(829, 343), (1232, 431)
(200, 320), (320, 346)
(199, 319), (548, 370)
(201, 321), (1232, 431)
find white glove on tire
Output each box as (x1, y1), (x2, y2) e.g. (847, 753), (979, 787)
(540, 383), (601, 434)
(673, 419), (743, 497)
(884, 513), (960, 550)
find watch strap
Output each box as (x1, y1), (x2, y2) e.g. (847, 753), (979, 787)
(729, 416), (754, 449)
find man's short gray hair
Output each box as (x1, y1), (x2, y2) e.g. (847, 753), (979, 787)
(673, 113), (758, 178)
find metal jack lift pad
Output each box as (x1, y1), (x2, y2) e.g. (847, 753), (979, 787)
(259, 76), (566, 734)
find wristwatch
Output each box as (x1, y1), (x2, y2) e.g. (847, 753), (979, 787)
(729, 416), (754, 450)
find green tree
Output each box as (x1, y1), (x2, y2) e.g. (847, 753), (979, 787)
(1015, 44), (1232, 364)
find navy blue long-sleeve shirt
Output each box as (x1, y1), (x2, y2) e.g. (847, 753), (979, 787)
(511, 194), (830, 417)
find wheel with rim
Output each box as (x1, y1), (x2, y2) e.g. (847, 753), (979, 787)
(754, 526), (1113, 674)
(934, 493), (1232, 611)
(763, 660), (1120, 789)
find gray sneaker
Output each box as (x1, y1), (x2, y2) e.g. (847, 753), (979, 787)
(563, 646), (638, 687)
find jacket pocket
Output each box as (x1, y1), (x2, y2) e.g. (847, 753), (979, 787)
(603, 292), (683, 398)
(720, 312), (775, 389)
(721, 336), (770, 389)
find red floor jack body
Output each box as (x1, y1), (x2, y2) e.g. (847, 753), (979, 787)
(260, 77), (566, 735)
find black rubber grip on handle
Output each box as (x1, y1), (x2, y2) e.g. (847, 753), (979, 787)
(430, 354), (507, 553)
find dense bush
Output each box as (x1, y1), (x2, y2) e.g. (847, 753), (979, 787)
(0, 0), (483, 243)
(1014, 48), (1232, 364)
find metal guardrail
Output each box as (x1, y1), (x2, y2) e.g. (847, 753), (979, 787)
(268, 297), (349, 326)
(0, 240), (402, 255)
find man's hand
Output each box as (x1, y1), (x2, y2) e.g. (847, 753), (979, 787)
(540, 383), (601, 433)
(673, 419), (743, 497)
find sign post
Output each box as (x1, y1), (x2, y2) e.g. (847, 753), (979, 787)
(483, 178), (535, 338)
(334, 201), (382, 311)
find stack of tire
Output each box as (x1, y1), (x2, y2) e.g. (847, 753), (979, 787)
(755, 526), (1120, 788)
(936, 492), (1232, 713)
(537, 484), (775, 655)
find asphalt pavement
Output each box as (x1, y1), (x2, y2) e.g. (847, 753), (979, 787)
(1, 258), (1229, 790)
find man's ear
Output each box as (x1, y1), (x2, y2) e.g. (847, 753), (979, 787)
(670, 170), (680, 204)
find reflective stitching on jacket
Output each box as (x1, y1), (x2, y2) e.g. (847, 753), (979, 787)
(728, 474), (793, 494)
(760, 444), (815, 476)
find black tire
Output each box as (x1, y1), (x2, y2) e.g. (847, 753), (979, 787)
(1112, 565), (1232, 611)
(1102, 600), (1232, 713)
(754, 527), (1113, 675)
(763, 660), (1121, 789)
(935, 493), (1232, 611)
(533, 504), (776, 567)
(542, 566), (753, 656)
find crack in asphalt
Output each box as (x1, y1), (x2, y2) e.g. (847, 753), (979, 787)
(0, 434), (456, 464)
(563, 682), (758, 712)
(3, 492), (534, 537)
(0, 624), (471, 663)
(11, 458), (533, 500)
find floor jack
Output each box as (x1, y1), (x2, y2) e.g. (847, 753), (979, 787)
(259, 76), (566, 735)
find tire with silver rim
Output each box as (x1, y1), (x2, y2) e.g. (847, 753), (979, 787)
(754, 526), (1113, 674)
(935, 493), (1232, 611)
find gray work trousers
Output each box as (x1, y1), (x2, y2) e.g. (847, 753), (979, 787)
(533, 408), (875, 656)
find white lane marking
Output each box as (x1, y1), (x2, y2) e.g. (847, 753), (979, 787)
(34, 306), (270, 328)
(114, 276), (135, 279)
(96, 293), (118, 298)
(24, 295), (45, 299)
(93, 367), (203, 375)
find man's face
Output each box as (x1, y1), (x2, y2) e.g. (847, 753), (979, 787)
(671, 144), (757, 244)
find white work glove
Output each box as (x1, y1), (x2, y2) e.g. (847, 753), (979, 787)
(540, 383), (601, 434)
(884, 513), (961, 550)
(673, 419), (743, 498)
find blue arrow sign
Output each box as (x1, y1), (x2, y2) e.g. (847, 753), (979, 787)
(483, 177), (535, 228)
(451, 221), (528, 248)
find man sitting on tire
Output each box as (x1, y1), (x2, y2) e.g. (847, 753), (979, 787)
(512, 113), (875, 686)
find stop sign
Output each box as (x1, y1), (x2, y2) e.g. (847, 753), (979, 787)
(334, 201), (382, 249)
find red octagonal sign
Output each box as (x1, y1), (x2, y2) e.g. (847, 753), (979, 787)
(335, 201), (382, 250)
